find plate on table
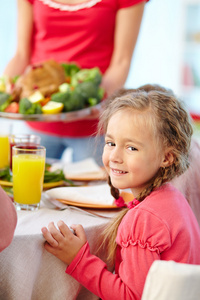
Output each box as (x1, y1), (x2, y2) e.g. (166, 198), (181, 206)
(0, 179), (64, 189)
(65, 170), (107, 182)
(43, 181), (65, 189)
(60, 158), (108, 182)
(45, 184), (133, 209)
(0, 103), (101, 122)
(0, 180), (13, 187)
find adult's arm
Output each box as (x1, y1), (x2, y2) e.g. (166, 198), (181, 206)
(3, 0), (33, 77)
(101, 1), (146, 96)
(0, 186), (17, 252)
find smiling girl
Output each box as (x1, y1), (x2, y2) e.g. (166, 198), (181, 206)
(41, 86), (200, 299)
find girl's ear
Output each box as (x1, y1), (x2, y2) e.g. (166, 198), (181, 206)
(161, 149), (175, 168)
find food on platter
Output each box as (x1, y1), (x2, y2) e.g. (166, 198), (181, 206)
(0, 60), (104, 116)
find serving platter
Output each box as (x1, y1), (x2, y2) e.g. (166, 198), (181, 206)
(0, 103), (101, 122)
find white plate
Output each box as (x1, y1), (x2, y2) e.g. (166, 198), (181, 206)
(45, 184), (133, 209)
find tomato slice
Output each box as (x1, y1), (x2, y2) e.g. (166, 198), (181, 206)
(41, 97), (51, 106)
(4, 102), (19, 113)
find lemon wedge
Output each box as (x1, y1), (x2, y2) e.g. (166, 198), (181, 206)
(0, 77), (6, 92)
(28, 90), (44, 103)
(42, 101), (64, 114)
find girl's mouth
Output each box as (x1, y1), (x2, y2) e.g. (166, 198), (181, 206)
(111, 168), (127, 175)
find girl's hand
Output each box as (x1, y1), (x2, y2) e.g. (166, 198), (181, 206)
(41, 221), (87, 265)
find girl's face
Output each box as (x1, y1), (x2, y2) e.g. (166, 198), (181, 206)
(102, 109), (167, 198)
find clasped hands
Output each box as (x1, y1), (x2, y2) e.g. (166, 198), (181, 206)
(41, 221), (87, 265)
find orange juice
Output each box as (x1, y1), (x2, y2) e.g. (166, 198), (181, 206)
(0, 135), (10, 169)
(13, 154), (45, 206)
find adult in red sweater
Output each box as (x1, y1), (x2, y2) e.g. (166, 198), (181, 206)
(41, 86), (200, 299)
(0, 186), (17, 252)
(4, 0), (148, 163)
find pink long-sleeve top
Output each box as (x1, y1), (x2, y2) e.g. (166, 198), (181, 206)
(66, 183), (200, 299)
(0, 186), (17, 252)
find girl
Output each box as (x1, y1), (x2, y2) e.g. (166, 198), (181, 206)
(41, 87), (200, 299)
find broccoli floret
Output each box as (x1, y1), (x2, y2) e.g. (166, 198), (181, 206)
(61, 63), (80, 77)
(64, 90), (85, 111)
(71, 67), (102, 87)
(51, 92), (70, 103)
(52, 90), (84, 112)
(19, 98), (32, 114)
(74, 81), (102, 106)
(51, 92), (72, 112)
(0, 92), (11, 112)
(19, 98), (42, 114)
(34, 103), (42, 114)
(87, 67), (102, 86)
(88, 98), (98, 106)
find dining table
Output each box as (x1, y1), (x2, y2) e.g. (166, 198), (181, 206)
(1, 137), (200, 300)
(0, 195), (118, 300)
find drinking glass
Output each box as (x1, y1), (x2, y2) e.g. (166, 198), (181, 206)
(12, 145), (46, 211)
(9, 134), (41, 170)
(0, 124), (12, 169)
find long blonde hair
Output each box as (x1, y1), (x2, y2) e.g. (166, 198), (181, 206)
(97, 84), (193, 266)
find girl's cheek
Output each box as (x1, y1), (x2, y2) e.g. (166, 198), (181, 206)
(102, 149), (108, 168)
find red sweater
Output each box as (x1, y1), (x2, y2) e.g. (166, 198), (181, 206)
(26, 0), (147, 137)
(0, 187), (17, 252)
(66, 183), (200, 299)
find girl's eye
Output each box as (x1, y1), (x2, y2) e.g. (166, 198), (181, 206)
(105, 141), (115, 147)
(127, 146), (137, 151)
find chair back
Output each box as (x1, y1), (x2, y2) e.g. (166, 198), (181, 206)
(142, 260), (200, 300)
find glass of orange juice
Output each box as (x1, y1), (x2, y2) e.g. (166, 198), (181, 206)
(12, 145), (46, 211)
(9, 134), (41, 170)
(0, 125), (12, 169)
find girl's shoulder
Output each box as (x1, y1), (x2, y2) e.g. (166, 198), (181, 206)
(117, 203), (172, 254)
(116, 183), (193, 253)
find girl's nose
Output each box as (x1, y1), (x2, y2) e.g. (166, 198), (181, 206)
(110, 147), (123, 163)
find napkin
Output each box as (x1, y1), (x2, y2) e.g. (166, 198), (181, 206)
(45, 184), (114, 205)
(51, 158), (107, 180)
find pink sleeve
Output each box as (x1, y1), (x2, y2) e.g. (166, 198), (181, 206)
(0, 186), (17, 252)
(118, 0), (149, 9)
(66, 208), (170, 299)
(66, 241), (159, 300)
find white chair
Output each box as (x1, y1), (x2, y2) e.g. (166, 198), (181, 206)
(141, 260), (200, 300)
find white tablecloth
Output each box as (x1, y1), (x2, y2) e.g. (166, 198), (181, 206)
(1, 139), (200, 300)
(0, 205), (112, 300)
